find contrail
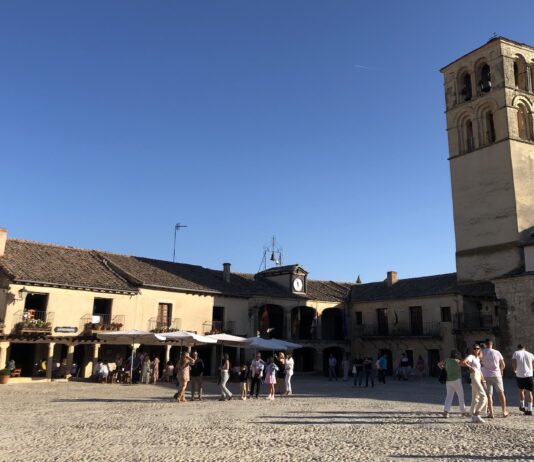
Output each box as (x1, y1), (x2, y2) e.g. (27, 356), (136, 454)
(353, 64), (378, 70)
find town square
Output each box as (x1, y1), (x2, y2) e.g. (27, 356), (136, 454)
(1, 2), (534, 461)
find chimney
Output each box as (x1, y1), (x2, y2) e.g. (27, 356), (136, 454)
(0, 228), (6, 258)
(386, 271), (398, 286)
(223, 262), (231, 283)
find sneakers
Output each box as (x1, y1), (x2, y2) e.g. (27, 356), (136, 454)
(472, 415), (485, 423)
(442, 412), (449, 418)
(461, 412), (470, 417)
(520, 406), (526, 412)
(525, 410), (532, 416)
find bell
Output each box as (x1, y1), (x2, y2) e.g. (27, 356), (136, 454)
(270, 251), (276, 261)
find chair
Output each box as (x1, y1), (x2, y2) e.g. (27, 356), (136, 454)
(10, 368), (22, 378)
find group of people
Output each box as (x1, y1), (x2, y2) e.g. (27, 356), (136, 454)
(439, 339), (534, 423)
(171, 350), (295, 403)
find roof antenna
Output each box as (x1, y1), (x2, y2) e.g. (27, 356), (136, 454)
(173, 223), (188, 262)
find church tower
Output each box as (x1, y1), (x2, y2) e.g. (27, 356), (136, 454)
(441, 37), (534, 282)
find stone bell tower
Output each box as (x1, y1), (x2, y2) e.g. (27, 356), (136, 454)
(441, 37), (534, 282)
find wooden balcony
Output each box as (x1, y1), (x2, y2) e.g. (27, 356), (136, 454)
(80, 314), (125, 333)
(203, 320), (235, 335)
(147, 318), (182, 333)
(13, 310), (54, 334)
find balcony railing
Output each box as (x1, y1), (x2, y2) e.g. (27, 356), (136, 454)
(203, 320), (235, 335)
(453, 313), (498, 332)
(13, 310), (54, 334)
(355, 322), (441, 338)
(148, 317), (182, 333)
(80, 314), (125, 332)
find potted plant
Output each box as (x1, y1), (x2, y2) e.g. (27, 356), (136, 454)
(0, 368), (11, 385)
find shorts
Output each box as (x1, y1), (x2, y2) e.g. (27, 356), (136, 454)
(517, 376), (534, 391)
(484, 376), (504, 394)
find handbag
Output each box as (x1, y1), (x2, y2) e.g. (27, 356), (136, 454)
(438, 367), (447, 384)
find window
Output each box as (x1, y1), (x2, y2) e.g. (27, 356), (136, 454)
(156, 303), (172, 328)
(514, 57), (529, 91)
(92, 298), (112, 324)
(376, 308), (388, 336)
(23, 293), (48, 319)
(409, 306), (423, 335)
(441, 306), (452, 322)
(465, 119), (475, 152)
(355, 311), (363, 325)
(485, 111), (496, 144)
(517, 103), (533, 141)
(478, 64), (492, 93)
(460, 72), (472, 101)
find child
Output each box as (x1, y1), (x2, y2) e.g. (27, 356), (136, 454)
(264, 357), (279, 400)
(239, 363), (248, 400)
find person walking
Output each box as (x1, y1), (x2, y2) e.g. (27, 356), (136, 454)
(512, 344), (534, 415)
(415, 355), (425, 378)
(264, 356), (279, 400)
(377, 353), (387, 384)
(328, 354), (338, 381)
(175, 352), (193, 402)
(162, 360), (174, 382)
(151, 355), (160, 383)
(141, 355), (151, 384)
(275, 352), (286, 396)
(285, 353), (295, 396)
(219, 353), (233, 401)
(249, 352), (266, 399)
(438, 350), (467, 418)
(341, 354), (350, 381)
(363, 357), (374, 388)
(353, 356), (364, 387)
(462, 343), (487, 423)
(239, 363), (249, 400)
(189, 350), (205, 401)
(481, 339), (508, 418)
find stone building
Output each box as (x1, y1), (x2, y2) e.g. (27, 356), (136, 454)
(0, 230), (351, 378)
(350, 37), (534, 372)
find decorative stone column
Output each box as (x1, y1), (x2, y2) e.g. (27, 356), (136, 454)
(46, 342), (56, 380)
(66, 344), (75, 377)
(0, 341), (8, 370)
(165, 344), (172, 364)
(210, 345), (217, 376)
(92, 343), (101, 374)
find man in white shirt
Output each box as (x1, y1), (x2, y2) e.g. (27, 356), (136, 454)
(512, 344), (534, 416)
(481, 339), (508, 418)
(249, 353), (266, 398)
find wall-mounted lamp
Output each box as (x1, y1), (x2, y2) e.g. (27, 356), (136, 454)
(17, 287), (29, 301)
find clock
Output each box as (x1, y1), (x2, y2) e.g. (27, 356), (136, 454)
(293, 277), (304, 292)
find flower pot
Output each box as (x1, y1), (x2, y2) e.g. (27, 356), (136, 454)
(0, 375), (9, 384)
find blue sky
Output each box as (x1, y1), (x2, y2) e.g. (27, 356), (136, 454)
(1, 1), (533, 283)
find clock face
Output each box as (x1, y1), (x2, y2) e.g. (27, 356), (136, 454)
(293, 277), (304, 292)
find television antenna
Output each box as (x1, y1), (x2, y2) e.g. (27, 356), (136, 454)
(173, 223), (188, 262)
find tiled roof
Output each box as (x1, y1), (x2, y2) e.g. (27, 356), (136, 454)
(0, 239), (135, 293)
(0, 239), (350, 302)
(351, 273), (495, 302)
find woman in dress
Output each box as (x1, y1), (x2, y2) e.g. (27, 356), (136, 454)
(264, 356), (279, 400)
(462, 343), (488, 423)
(219, 353), (233, 401)
(141, 355), (151, 384)
(275, 352), (286, 396)
(285, 353), (295, 396)
(162, 360), (174, 382)
(176, 352), (193, 402)
(438, 350), (467, 418)
(415, 355), (425, 378)
(151, 355), (160, 383)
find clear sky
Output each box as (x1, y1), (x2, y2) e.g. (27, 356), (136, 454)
(1, 1), (533, 283)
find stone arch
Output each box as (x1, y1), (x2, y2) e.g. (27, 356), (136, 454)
(290, 306), (316, 340)
(516, 101), (534, 141)
(257, 304), (285, 339)
(474, 58), (492, 94)
(514, 54), (529, 91)
(321, 308), (345, 341)
(457, 67), (473, 102)
(456, 111), (477, 154)
(292, 347), (315, 372)
(475, 99), (498, 146)
(322, 345), (345, 376)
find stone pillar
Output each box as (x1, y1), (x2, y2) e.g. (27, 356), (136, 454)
(236, 347), (241, 367)
(0, 341), (8, 369)
(46, 342), (55, 380)
(165, 344), (172, 364)
(210, 345), (217, 376)
(285, 310), (292, 339)
(316, 314), (322, 341)
(66, 344), (75, 377)
(92, 343), (101, 375)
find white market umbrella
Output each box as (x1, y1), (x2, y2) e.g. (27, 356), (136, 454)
(97, 330), (166, 382)
(245, 337), (301, 351)
(158, 331), (218, 347)
(205, 333), (248, 346)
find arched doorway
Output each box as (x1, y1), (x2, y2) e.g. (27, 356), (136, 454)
(290, 306), (316, 340)
(292, 347), (315, 372)
(258, 304), (285, 339)
(321, 308), (344, 341)
(323, 346), (344, 377)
